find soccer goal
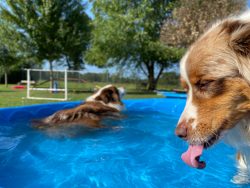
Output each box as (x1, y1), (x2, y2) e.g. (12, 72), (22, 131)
(25, 69), (68, 101)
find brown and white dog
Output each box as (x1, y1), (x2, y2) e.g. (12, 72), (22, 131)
(175, 11), (250, 184)
(34, 85), (125, 129)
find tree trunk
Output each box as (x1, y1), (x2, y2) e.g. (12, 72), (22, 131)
(146, 62), (156, 91)
(4, 72), (8, 87)
(147, 76), (156, 91)
(144, 62), (165, 91)
(49, 61), (54, 92)
(66, 56), (72, 70)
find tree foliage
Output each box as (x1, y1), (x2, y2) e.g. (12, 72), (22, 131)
(160, 0), (246, 48)
(86, 0), (184, 90)
(0, 20), (30, 86)
(0, 45), (17, 86)
(2, 0), (91, 65)
(0, 0), (91, 88)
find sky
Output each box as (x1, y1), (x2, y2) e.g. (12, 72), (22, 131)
(85, 2), (94, 19)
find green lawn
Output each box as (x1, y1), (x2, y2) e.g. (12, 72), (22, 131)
(0, 84), (164, 107)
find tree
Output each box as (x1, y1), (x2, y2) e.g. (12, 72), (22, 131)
(59, 1), (91, 70)
(0, 20), (30, 87)
(160, 0), (246, 48)
(0, 45), (16, 87)
(86, 0), (184, 91)
(0, 0), (91, 88)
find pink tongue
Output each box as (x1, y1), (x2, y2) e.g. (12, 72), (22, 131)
(181, 145), (206, 169)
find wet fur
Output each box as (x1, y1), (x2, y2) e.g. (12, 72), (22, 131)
(33, 85), (125, 131)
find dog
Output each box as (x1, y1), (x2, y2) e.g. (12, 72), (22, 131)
(175, 11), (250, 184)
(33, 85), (125, 129)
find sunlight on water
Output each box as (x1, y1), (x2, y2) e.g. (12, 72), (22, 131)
(0, 110), (247, 187)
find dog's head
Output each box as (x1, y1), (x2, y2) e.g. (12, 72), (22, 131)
(175, 13), (250, 169)
(86, 84), (125, 111)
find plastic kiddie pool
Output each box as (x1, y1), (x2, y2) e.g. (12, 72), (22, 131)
(0, 95), (239, 187)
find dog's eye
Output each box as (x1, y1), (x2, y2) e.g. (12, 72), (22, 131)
(195, 80), (214, 91)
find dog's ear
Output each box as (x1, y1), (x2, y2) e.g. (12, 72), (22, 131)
(225, 20), (250, 56)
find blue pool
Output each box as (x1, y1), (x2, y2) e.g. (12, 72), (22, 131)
(0, 97), (247, 187)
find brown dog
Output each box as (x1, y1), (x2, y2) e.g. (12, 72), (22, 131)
(175, 11), (250, 184)
(34, 85), (125, 129)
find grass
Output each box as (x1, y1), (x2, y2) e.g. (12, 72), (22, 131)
(0, 83), (164, 107)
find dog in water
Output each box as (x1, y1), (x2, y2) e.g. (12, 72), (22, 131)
(33, 85), (125, 132)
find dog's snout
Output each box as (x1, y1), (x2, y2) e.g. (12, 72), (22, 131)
(175, 122), (188, 139)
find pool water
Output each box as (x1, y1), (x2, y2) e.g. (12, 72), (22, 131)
(0, 107), (245, 188)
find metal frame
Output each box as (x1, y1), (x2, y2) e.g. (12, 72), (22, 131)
(26, 69), (69, 101)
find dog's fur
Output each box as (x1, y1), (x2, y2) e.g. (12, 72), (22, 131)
(33, 85), (125, 129)
(175, 11), (250, 184)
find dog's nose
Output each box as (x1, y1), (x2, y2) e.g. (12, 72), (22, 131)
(175, 123), (187, 139)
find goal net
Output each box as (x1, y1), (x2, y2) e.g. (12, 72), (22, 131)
(25, 69), (85, 101)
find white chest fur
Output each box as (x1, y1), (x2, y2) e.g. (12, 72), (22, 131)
(223, 117), (250, 156)
(222, 117), (250, 184)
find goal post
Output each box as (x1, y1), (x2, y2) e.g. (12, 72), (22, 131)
(25, 69), (69, 101)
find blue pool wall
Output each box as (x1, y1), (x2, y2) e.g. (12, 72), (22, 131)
(157, 91), (187, 99)
(0, 92), (186, 123)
